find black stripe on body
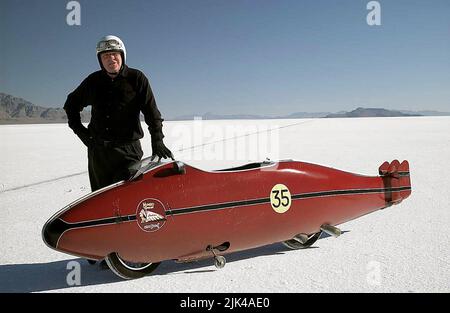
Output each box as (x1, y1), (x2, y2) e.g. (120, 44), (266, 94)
(47, 186), (411, 235)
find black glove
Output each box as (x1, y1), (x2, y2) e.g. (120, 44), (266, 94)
(151, 139), (174, 161)
(75, 127), (93, 147)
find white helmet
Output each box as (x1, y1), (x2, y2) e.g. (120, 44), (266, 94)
(96, 35), (126, 66)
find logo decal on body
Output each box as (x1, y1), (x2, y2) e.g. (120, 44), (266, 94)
(136, 198), (167, 232)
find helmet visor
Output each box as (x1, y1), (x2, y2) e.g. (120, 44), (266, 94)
(96, 39), (123, 54)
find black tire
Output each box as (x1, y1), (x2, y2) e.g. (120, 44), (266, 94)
(105, 252), (160, 279)
(282, 232), (322, 250)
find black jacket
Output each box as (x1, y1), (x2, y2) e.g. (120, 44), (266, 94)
(64, 65), (164, 143)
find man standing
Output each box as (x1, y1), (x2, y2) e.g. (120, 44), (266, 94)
(64, 35), (173, 192)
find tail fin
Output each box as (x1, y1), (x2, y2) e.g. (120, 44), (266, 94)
(379, 160), (411, 204)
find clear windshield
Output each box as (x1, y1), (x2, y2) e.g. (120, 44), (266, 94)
(128, 157), (171, 181)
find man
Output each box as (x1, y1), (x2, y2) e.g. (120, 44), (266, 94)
(64, 35), (173, 192)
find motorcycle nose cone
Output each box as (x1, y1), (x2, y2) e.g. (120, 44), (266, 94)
(42, 218), (68, 249)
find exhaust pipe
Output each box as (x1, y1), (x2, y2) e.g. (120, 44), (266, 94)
(320, 224), (341, 238)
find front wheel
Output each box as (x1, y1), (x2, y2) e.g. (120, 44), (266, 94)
(282, 232), (322, 250)
(105, 252), (160, 279)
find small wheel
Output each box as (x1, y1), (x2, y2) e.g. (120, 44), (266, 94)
(105, 252), (160, 279)
(282, 232), (322, 250)
(214, 256), (226, 269)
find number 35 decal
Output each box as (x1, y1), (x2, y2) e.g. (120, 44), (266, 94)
(270, 184), (292, 213)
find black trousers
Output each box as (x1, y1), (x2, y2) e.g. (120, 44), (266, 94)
(87, 140), (144, 192)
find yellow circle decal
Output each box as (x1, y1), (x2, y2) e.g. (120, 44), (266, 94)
(270, 184), (292, 213)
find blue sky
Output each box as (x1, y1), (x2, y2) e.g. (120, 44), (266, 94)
(1, 0), (449, 118)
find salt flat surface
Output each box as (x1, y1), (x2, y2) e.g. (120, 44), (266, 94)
(0, 117), (449, 293)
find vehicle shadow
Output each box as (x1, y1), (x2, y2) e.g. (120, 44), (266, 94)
(0, 230), (349, 292)
(151, 230), (350, 276)
(154, 242), (290, 276)
(0, 258), (123, 293)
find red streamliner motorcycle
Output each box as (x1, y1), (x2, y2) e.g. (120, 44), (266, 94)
(43, 158), (411, 279)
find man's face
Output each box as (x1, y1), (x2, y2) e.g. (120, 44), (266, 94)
(100, 51), (122, 73)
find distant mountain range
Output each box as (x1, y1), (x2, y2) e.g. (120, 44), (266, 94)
(324, 107), (421, 118)
(170, 107), (450, 120)
(1, 92), (449, 124)
(0, 92), (90, 124)
(171, 111), (331, 120)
